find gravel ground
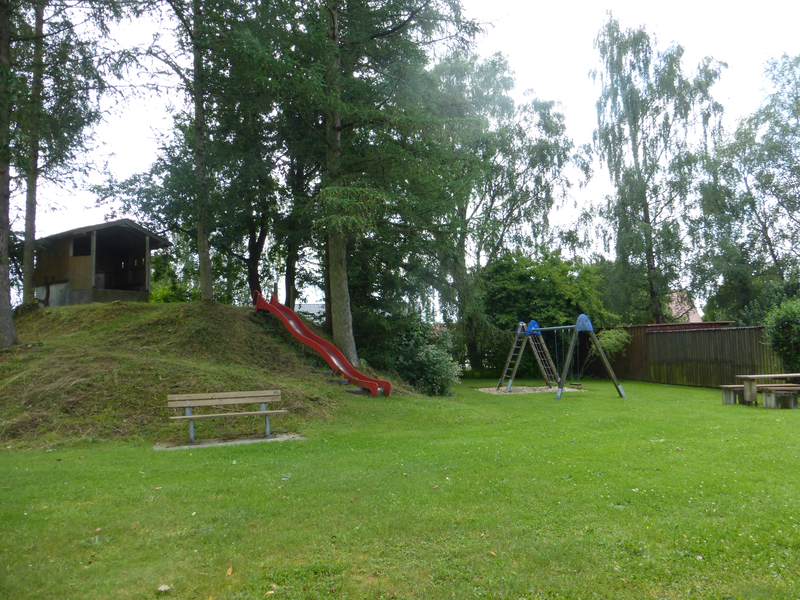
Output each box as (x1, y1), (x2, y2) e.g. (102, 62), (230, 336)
(476, 386), (586, 394)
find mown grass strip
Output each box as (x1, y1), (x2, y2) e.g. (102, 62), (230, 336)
(2, 380), (800, 599)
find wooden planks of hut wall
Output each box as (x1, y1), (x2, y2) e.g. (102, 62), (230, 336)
(69, 256), (93, 290)
(647, 327), (783, 387)
(33, 238), (70, 286)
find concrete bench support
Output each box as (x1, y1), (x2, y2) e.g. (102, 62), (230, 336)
(762, 389), (799, 409)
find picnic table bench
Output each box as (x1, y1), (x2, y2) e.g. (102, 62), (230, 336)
(721, 383), (800, 406)
(735, 373), (800, 406)
(168, 390), (289, 443)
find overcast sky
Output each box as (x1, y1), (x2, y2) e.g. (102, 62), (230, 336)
(29, 0), (800, 238)
(462, 0), (800, 143)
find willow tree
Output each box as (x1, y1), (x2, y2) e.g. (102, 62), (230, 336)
(689, 54), (800, 322)
(593, 16), (724, 323)
(427, 51), (574, 368)
(748, 54), (800, 272)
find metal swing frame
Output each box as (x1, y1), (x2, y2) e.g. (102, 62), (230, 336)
(497, 320), (560, 393)
(497, 315), (626, 399)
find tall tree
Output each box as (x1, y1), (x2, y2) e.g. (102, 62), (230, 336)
(305, 0), (475, 365)
(593, 16), (724, 323)
(145, 0), (219, 299)
(322, 0), (356, 364)
(0, 0), (15, 347)
(746, 54), (800, 271)
(214, 0), (323, 307)
(689, 118), (786, 321)
(189, 0), (211, 300)
(20, 0), (43, 305)
(15, 0), (110, 303)
(429, 51), (574, 368)
(689, 54), (800, 322)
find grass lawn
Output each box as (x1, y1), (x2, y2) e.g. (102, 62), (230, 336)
(2, 379), (800, 599)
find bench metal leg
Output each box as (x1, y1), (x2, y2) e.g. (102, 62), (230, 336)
(262, 402), (270, 438)
(186, 407), (195, 443)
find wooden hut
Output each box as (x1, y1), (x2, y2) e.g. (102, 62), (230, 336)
(33, 219), (172, 307)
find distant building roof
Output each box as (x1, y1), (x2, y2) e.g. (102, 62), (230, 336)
(297, 303), (325, 317)
(668, 290), (702, 323)
(38, 218), (172, 250)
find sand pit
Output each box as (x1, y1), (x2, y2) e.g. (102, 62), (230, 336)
(476, 386), (585, 394)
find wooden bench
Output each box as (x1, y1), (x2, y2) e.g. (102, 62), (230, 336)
(168, 390), (289, 443)
(720, 384), (800, 407)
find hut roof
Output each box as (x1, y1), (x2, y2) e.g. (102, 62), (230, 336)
(38, 218), (172, 250)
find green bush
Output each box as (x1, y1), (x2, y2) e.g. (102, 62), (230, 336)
(150, 279), (194, 303)
(476, 250), (614, 374)
(581, 328), (632, 377)
(765, 298), (800, 372)
(394, 325), (462, 396)
(740, 276), (800, 325)
(353, 310), (461, 396)
(592, 328), (632, 358)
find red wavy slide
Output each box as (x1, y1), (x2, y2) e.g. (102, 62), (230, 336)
(252, 291), (391, 397)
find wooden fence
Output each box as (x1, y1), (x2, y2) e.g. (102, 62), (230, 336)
(600, 325), (783, 388)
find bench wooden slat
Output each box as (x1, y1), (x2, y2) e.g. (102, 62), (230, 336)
(168, 390), (280, 401)
(757, 384), (800, 389)
(167, 396), (281, 408)
(737, 373), (800, 380)
(170, 409), (290, 421)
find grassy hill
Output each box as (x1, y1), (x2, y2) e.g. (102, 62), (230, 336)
(0, 301), (404, 447)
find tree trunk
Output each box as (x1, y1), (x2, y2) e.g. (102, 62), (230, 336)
(464, 314), (482, 371)
(193, 0), (212, 300)
(284, 159), (306, 312)
(452, 205), (483, 368)
(0, 0), (16, 347)
(224, 255), (234, 304)
(329, 231), (358, 365)
(245, 221), (268, 294)
(324, 0), (358, 364)
(246, 256), (260, 296)
(630, 125), (663, 325)
(197, 213), (212, 299)
(22, 0), (44, 305)
(641, 200), (663, 323)
(284, 236), (299, 310)
(323, 244), (332, 333)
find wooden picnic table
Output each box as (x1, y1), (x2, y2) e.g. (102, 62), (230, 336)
(736, 373), (800, 405)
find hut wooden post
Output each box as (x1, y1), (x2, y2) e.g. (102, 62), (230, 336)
(145, 235), (151, 291)
(90, 230), (97, 290)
